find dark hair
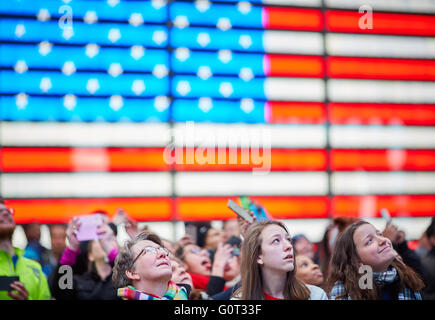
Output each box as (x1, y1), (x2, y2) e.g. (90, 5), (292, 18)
(196, 224), (211, 248)
(112, 231), (163, 289)
(426, 217), (435, 239)
(325, 220), (424, 300)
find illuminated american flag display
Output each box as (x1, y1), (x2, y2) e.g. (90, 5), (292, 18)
(0, 0), (434, 238)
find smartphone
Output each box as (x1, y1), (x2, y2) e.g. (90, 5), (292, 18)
(240, 197), (269, 222)
(380, 208), (392, 224)
(226, 235), (242, 256)
(76, 214), (104, 241)
(0, 276), (19, 291)
(227, 199), (253, 224)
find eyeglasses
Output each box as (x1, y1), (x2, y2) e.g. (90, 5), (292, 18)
(132, 246), (170, 265)
(0, 208), (14, 216)
(188, 247), (210, 257)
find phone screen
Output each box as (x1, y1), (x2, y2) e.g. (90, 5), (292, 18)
(76, 214), (104, 241)
(0, 276), (19, 291)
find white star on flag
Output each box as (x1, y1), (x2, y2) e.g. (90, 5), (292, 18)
(15, 24), (26, 38)
(219, 82), (233, 97)
(87, 79), (100, 94)
(218, 50), (232, 64)
(108, 28), (121, 43)
(62, 61), (76, 75)
(151, 0), (166, 9)
(240, 98), (254, 114)
(195, 0), (210, 12)
(152, 30), (167, 45)
(108, 63), (123, 77)
(130, 45), (145, 60)
(154, 96), (170, 112)
(40, 77), (52, 93)
(175, 48), (190, 62)
(85, 43), (100, 58)
(239, 67), (254, 81)
(109, 95), (124, 111)
(16, 93), (28, 110)
(131, 80), (146, 95)
(153, 65), (169, 78)
(63, 94), (77, 110)
(238, 1), (252, 14)
(37, 9), (51, 21)
(39, 41), (52, 56)
(129, 13), (144, 26)
(14, 60), (28, 74)
(173, 16), (189, 29)
(239, 35), (252, 49)
(62, 27), (74, 40)
(198, 97), (213, 113)
(217, 18), (232, 31)
(197, 66), (212, 80)
(84, 11), (98, 24)
(197, 32), (211, 47)
(176, 81), (191, 96)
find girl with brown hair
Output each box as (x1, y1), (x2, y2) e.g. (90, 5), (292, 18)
(233, 220), (328, 300)
(326, 220), (424, 300)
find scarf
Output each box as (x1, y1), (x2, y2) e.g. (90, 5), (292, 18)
(117, 281), (188, 300)
(372, 267), (421, 300)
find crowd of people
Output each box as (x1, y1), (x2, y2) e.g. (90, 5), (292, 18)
(1, 198), (434, 300)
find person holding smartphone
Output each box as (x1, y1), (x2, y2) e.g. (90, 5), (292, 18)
(327, 220), (424, 300)
(0, 199), (51, 300)
(50, 216), (119, 300)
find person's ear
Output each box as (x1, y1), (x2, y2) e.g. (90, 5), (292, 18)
(125, 269), (140, 281)
(257, 255), (263, 265)
(88, 253), (94, 262)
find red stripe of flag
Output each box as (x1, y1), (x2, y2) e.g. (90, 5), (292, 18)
(263, 7), (323, 31)
(326, 10), (435, 36)
(331, 149), (435, 171)
(327, 56), (435, 81)
(329, 102), (435, 126)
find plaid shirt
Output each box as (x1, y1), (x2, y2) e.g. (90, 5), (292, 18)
(329, 267), (422, 300)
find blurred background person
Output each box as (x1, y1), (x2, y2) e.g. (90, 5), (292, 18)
(295, 255), (324, 288)
(45, 223), (67, 285)
(174, 240), (233, 296)
(292, 234), (315, 260)
(222, 219), (240, 243)
(0, 200), (51, 300)
(22, 222), (51, 275)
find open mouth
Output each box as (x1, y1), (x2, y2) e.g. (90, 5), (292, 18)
(201, 259), (212, 270)
(283, 254), (293, 261)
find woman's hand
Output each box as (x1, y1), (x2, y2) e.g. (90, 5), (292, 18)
(237, 210), (256, 239)
(211, 243), (234, 277)
(97, 223), (117, 254)
(66, 217), (81, 251)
